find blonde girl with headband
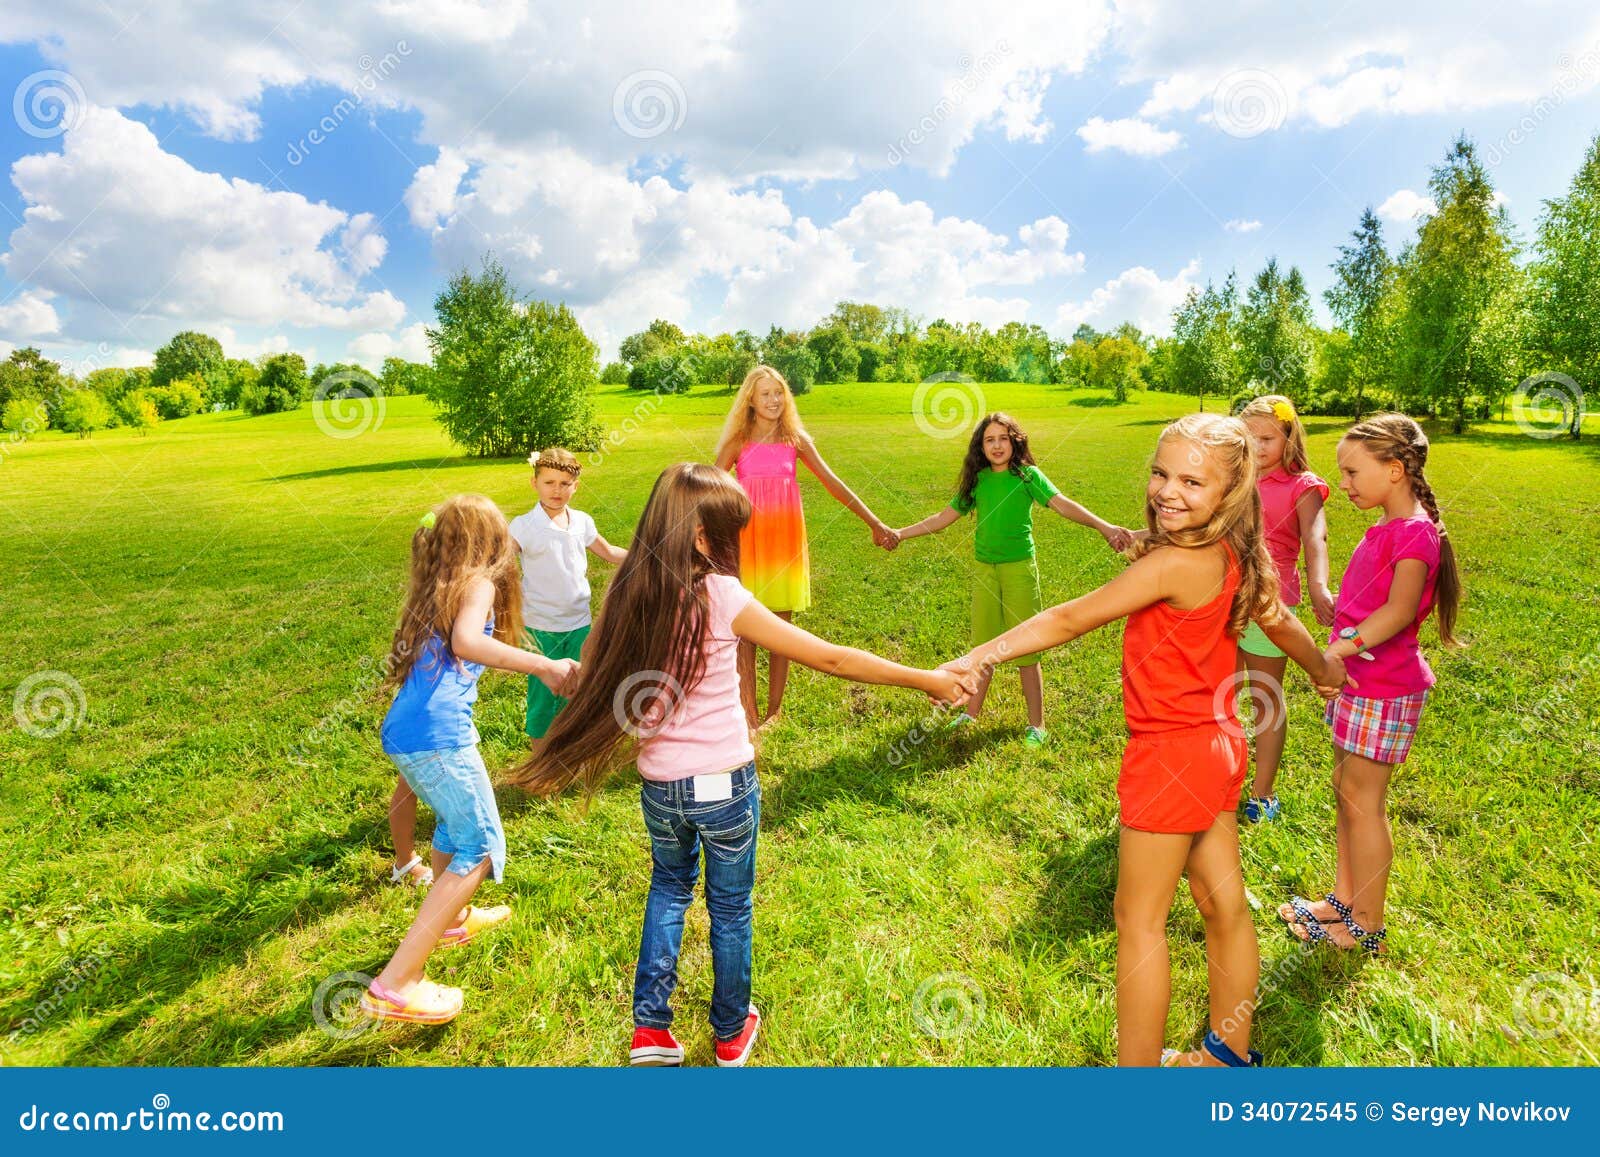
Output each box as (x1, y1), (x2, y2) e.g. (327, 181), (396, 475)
(1235, 395), (1334, 822)
(1280, 413), (1462, 955)
(361, 497), (579, 1026)
(715, 366), (896, 728)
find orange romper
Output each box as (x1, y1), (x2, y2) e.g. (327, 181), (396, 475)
(1118, 543), (1249, 833)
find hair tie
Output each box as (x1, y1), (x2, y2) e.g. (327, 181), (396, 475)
(419, 510), (436, 531)
(1271, 400), (1295, 422)
(527, 449), (544, 468)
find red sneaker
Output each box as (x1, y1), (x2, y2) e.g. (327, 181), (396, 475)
(629, 1026), (684, 1066)
(714, 1005), (761, 1068)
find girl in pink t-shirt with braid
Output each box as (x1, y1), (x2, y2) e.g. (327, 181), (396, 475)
(1237, 396), (1334, 822)
(511, 464), (968, 1067)
(1280, 413), (1462, 955)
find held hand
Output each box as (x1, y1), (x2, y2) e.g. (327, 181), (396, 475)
(1312, 648), (1354, 699)
(938, 654), (984, 698)
(1310, 584), (1336, 627)
(873, 523), (901, 551)
(924, 668), (970, 709)
(539, 657), (580, 696)
(1103, 525), (1134, 552)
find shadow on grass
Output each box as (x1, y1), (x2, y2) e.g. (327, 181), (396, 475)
(1, 814), (454, 1065)
(264, 456), (513, 482)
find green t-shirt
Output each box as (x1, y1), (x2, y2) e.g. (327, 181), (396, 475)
(950, 464), (1062, 564)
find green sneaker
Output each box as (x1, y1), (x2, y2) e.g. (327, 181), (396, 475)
(1023, 726), (1048, 749)
(945, 712), (975, 733)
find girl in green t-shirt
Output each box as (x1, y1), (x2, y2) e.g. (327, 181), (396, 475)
(889, 413), (1133, 747)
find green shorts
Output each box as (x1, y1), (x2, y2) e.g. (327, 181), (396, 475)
(525, 624), (589, 738)
(1238, 618), (1286, 659)
(972, 558), (1042, 669)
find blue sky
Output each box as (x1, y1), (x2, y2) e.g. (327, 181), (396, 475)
(2, 2), (1599, 370)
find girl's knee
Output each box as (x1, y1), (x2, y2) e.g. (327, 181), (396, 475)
(1113, 893), (1168, 940)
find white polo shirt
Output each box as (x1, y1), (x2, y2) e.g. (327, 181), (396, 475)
(509, 504), (598, 632)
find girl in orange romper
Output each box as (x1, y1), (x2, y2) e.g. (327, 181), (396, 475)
(944, 414), (1348, 1067)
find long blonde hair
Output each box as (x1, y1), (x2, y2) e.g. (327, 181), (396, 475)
(509, 464), (752, 798)
(715, 365), (807, 461)
(1341, 413), (1462, 646)
(385, 495), (524, 686)
(1130, 414), (1280, 637)
(1237, 394), (1312, 474)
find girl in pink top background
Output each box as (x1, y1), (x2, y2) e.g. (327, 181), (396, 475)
(1236, 395), (1334, 822)
(1280, 413), (1462, 955)
(715, 366), (896, 729)
(511, 463), (968, 1067)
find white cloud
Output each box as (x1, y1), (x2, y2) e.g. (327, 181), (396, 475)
(1055, 259), (1202, 337)
(348, 323), (433, 370)
(0, 288), (61, 338)
(1121, 1), (1600, 134)
(2, 106), (403, 345)
(1224, 218), (1261, 233)
(1377, 188), (1436, 221)
(4, 1), (1114, 181)
(1075, 116), (1182, 157)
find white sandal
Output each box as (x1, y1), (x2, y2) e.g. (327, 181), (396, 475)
(389, 854), (434, 887)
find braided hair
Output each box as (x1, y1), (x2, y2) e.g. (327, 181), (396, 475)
(1342, 414), (1461, 646)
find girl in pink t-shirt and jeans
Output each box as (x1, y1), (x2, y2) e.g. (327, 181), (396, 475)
(511, 463), (969, 1066)
(1280, 414), (1462, 955)
(1237, 396), (1334, 822)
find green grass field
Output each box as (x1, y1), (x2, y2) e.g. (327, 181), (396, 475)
(3, 381), (1597, 1066)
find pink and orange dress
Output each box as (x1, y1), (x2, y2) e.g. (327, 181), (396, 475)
(733, 441), (811, 613)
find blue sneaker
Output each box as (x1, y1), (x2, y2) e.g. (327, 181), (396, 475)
(1244, 794), (1281, 823)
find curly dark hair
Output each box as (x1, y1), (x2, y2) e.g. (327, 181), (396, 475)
(955, 412), (1035, 509)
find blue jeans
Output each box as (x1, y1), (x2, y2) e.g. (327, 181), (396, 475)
(634, 761), (759, 1041)
(387, 746), (506, 883)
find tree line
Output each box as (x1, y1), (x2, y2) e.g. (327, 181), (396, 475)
(4, 131), (1591, 451)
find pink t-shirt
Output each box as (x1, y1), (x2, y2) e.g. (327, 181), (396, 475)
(1331, 515), (1441, 699)
(636, 573), (756, 782)
(1258, 468), (1329, 606)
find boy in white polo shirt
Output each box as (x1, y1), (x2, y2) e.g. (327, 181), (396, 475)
(509, 448), (629, 738)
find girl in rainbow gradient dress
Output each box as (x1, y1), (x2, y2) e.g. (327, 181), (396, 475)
(715, 366), (895, 727)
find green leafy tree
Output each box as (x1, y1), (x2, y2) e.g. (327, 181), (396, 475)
(1395, 135), (1521, 431)
(1170, 274), (1241, 411)
(618, 319), (687, 366)
(806, 326), (859, 384)
(1325, 207), (1398, 414)
(56, 390), (111, 436)
(115, 390), (161, 434)
(151, 331), (226, 402)
(1087, 335), (1148, 403)
(822, 301), (890, 344)
(1527, 132), (1600, 438)
(0, 347), (68, 418)
(761, 327), (817, 394)
(378, 357), (433, 397)
(426, 256), (600, 456)
(1239, 257), (1315, 402)
(2, 397), (46, 437)
(599, 360), (630, 385)
(242, 353), (311, 415)
(149, 375), (206, 419)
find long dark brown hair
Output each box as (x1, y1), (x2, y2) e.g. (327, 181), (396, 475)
(385, 494), (524, 687)
(1129, 414), (1281, 638)
(1341, 413), (1462, 646)
(955, 412), (1035, 510)
(508, 463), (752, 797)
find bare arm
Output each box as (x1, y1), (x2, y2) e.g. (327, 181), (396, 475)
(896, 505), (962, 540)
(588, 534), (628, 566)
(1258, 603), (1342, 689)
(1324, 558), (1430, 662)
(451, 578), (578, 691)
(731, 598), (966, 704)
(953, 548), (1181, 673)
(1047, 493), (1133, 551)
(715, 438), (739, 473)
(796, 436), (885, 531)
(1296, 490), (1335, 626)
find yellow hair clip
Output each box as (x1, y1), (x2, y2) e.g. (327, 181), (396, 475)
(419, 510), (436, 530)
(1271, 401), (1295, 422)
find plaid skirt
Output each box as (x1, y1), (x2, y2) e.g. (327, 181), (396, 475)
(1324, 689), (1430, 765)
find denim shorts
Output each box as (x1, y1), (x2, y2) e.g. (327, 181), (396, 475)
(388, 745), (506, 882)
